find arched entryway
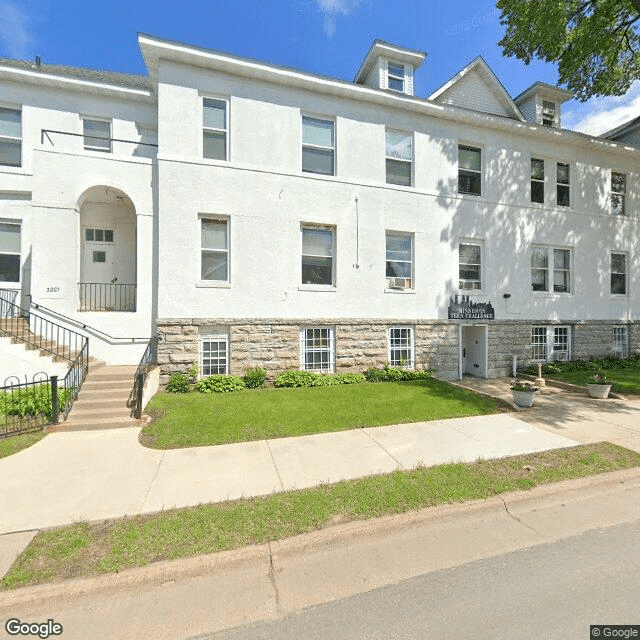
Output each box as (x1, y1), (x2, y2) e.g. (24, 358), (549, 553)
(77, 186), (136, 312)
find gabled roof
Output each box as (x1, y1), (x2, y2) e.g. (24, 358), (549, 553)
(428, 56), (524, 121)
(600, 115), (640, 142)
(514, 81), (573, 105)
(354, 40), (427, 85)
(0, 57), (153, 92)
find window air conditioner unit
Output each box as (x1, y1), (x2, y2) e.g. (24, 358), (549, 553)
(388, 277), (411, 290)
(554, 351), (569, 362)
(610, 346), (624, 359)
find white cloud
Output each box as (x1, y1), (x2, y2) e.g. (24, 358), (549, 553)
(316, 0), (365, 37)
(0, 0), (34, 59)
(563, 83), (640, 136)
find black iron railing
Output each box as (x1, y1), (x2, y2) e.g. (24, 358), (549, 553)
(128, 336), (160, 419)
(40, 129), (158, 149)
(1, 373), (54, 436)
(78, 283), (136, 312)
(59, 341), (89, 420)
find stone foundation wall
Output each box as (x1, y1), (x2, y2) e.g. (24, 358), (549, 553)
(156, 318), (637, 382)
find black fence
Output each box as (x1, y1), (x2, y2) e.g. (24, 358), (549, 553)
(129, 336), (159, 419)
(78, 283), (136, 312)
(1, 373), (59, 436)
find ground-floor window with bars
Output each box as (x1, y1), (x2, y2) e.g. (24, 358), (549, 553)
(388, 326), (414, 367)
(531, 326), (571, 362)
(301, 327), (334, 372)
(613, 326), (629, 358)
(200, 334), (228, 375)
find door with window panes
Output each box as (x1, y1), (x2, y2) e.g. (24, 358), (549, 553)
(81, 227), (115, 284)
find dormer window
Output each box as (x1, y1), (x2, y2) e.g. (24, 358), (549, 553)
(542, 100), (556, 127)
(387, 63), (405, 92)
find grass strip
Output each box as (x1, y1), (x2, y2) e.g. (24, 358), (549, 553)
(142, 379), (503, 448)
(0, 431), (45, 460)
(543, 369), (640, 395)
(3, 442), (639, 590)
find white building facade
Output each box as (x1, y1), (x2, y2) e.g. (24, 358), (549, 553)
(1, 35), (639, 380)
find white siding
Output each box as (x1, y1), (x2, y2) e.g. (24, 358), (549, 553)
(517, 96), (538, 124)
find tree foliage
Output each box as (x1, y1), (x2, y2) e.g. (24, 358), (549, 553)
(497, 0), (640, 100)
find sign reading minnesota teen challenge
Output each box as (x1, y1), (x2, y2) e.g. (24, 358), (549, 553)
(448, 295), (495, 320)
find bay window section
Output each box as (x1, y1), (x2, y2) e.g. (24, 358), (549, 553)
(200, 218), (229, 282)
(301, 226), (334, 286)
(0, 107), (21, 167)
(385, 130), (412, 186)
(302, 116), (334, 175)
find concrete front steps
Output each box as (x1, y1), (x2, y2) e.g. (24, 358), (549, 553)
(60, 364), (143, 431)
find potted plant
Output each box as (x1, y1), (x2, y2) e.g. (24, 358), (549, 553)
(586, 373), (612, 399)
(510, 379), (539, 407)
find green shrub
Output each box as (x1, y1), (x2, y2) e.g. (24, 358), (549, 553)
(0, 385), (73, 419)
(333, 373), (366, 384)
(243, 367), (267, 389)
(274, 370), (368, 388)
(364, 364), (434, 382)
(194, 375), (246, 394)
(166, 372), (190, 394)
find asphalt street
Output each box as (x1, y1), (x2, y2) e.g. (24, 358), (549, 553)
(206, 520), (640, 640)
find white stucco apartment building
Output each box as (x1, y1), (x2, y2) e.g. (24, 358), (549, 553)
(1, 34), (639, 380)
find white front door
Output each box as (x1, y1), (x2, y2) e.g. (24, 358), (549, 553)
(461, 326), (488, 377)
(82, 243), (114, 283)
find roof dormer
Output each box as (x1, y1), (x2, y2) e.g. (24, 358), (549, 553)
(354, 40), (426, 97)
(514, 82), (573, 128)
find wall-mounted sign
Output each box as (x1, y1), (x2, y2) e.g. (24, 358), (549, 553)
(448, 295), (495, 320)
(39, 283), (64, 299)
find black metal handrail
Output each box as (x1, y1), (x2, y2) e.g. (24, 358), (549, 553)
(78, 282), (136, 312)
(60, 341), (89, 420)
(40, 129), (158, 148)
(128, 336), (160, 419)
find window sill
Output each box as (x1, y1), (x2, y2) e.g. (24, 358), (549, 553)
(458, 289), (486, 296)
(531, 292), (574, 299)
(609, 294), (629, 300)
(196, 281), (231, 289)
(298, 284), (336, 292)
(384, 288), (416, 295)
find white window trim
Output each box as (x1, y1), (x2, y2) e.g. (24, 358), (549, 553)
(531, 325), (571, 362)
(611, 171), (627, 216)
(385, 129), (413, 187)
(201, 95), (229, 162)
(385, 230), (414, 291)
(530, 157), (545, 205)
(0, 219), (21, 284)
(198, 214), (230, 286)
(531, 245), (573, 296)
(300, 326), (335, 373)
(556, 162), (571, 208)
(610, 251), (628, 297)
(541, 99), (557, 127)
(387, 61), (405, 93)
(612, 326), (629, 358)
(458, 239), (483, 292)
(83, 227), (114, 244)
(301, 114), (335, 176)
(0, 105), (22, 168)
(300, 223), (336, 289)
(458, 143), (483, 197)
(200, 332), (229, 376)
(81, 116), (112, 153)
(387, 326), (414, 368)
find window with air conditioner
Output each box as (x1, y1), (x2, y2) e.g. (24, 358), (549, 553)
(531, 326), (571, 362)
(385, 232), (413, 290)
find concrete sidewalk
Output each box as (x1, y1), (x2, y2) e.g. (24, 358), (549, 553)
(2, 468), (640, 640)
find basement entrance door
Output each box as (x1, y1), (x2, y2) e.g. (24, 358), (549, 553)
(460, 325), (488, 378)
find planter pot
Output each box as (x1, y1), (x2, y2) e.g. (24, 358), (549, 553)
(586, 383), (612, 399)
(512, 390), (536, 408)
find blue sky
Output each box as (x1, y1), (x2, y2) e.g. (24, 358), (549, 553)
(1, 0), (637, 135)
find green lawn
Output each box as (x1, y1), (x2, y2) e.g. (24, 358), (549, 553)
(142, 379), (503, 449)
(545, 368), (640, 395)
(3, 442), (638, 590)
(0, 431), (46, 460)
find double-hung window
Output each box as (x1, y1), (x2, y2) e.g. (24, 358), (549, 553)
(200, 333), (229, 375)
(611, 172), (626, 216)
(203, 98), (228, 161)
(613, 327), (629, 358)
(458, 243), (482, 290)
(388, 327), (414, 368)
(0, 107), (21, 167)
(531, 158), (544, 203)
(385, 130), (412, 186)
(532, 326), (571, 361)
(557, 163), (570, 207)
(531, 246), (571, 293)
(385, 232), (413, 289)
(387, 63), (405, 92)
(302, 116), (334, 175)
(542, 100), (556, 127)
(611, 252), (627, 295)
(301, 226), (334, 286)
(0, 222), (20, 282)
(200, 218), (229, 282)
(83, 118), (111, 152)
(301, 327), (334, 372)
(458, 145), (481, 195)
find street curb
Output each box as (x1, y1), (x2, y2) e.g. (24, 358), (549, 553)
(3, 466), (640, 608)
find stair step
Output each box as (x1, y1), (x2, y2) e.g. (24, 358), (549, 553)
(77, 390), (132, 403)
(72, 398), (129, 410)
(82, 381), (133, 392)
(62, 416), (138, 430)
(69, 408), (132, 420)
